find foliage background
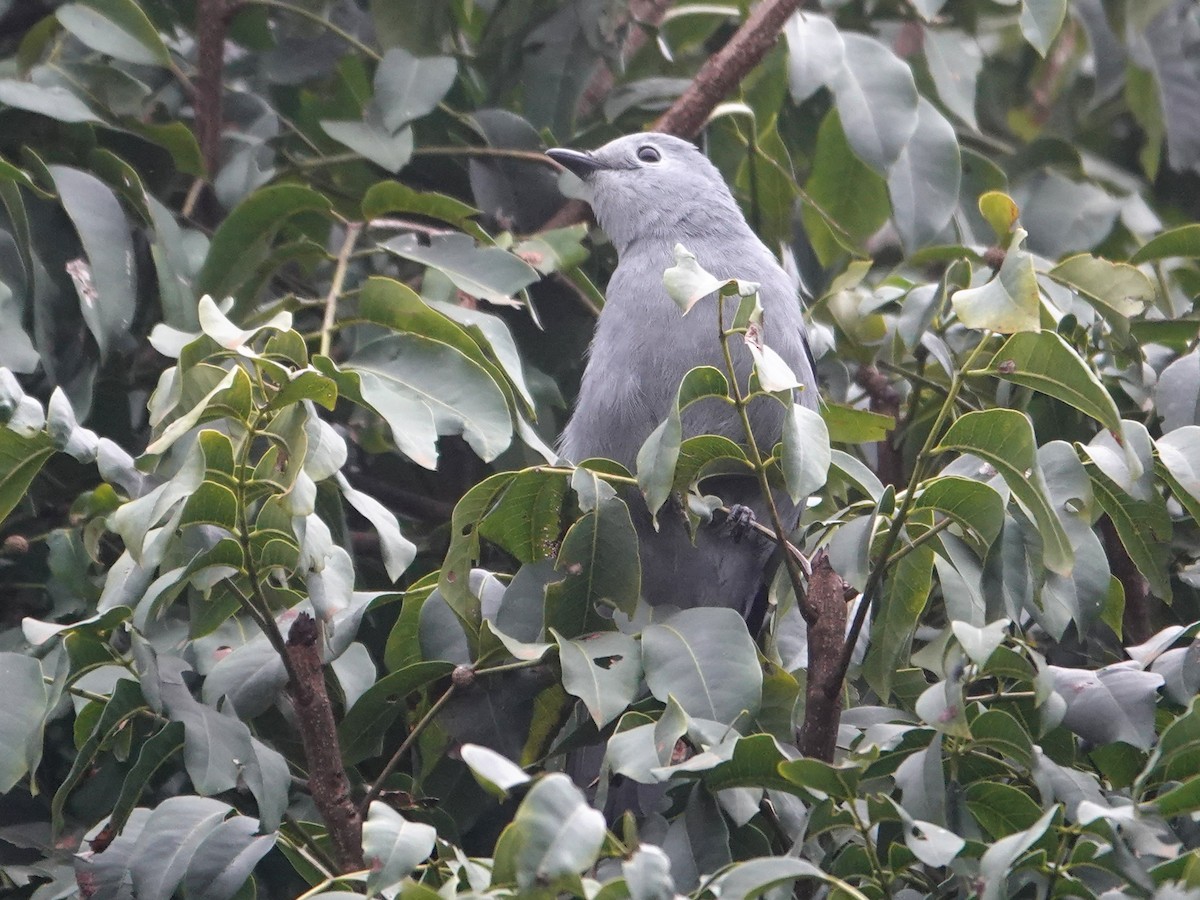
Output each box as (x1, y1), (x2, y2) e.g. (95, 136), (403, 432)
(3, 0), (1200, 897)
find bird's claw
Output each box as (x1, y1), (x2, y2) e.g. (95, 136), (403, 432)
(725, 504), (756, 543)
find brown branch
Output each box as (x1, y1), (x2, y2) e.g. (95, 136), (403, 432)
(1099, 516), (1152, 645)
(796, 550), (846, 761)
(855, 365), (902, 488)
(194, 0), (227, 181)
(653, 0), (805, 138)
(286, 613), (363, 873)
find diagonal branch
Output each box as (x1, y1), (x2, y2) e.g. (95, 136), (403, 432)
(287, 613), (364, 873)
(653, 0), (805, 138)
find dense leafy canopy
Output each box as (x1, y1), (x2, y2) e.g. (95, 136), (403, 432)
(2, 0), (1200, 898)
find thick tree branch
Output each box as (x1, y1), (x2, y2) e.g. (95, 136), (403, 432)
(194, 0), (227, 180)
(286, 613), (363, 873)
(796, 551), (846, 761)
(653, 0), (804, 138)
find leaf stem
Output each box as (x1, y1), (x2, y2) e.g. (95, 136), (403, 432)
(320, 222), (362, 358)
(293, 870), (370, 900)
(715, 292), (810, 613)
(533, 465), (640, 487)
(883, 516), (953, 569)
(474, 657), (548, 677)
(359, 683), (457, 816)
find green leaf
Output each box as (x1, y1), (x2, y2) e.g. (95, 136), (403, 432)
(966, 782), (1042, 838)
(800, 109), (890, 264)
(183, 817), (276, 900)
(915, 676), (971, 737)
(198, 185), (332, 302)
(642, 607), (762, 724)
(336, 473), (416, 582)
(545, 494), (640, 636)
(56, 0), (171, 66)
(661, 244), (745, 313)
(1151, 776), (1200, 818)
(338, 661), (454, 765)
(362, 802), (437, 895)
(913, 475), (1005, 547)
(0, 652), (48, 793)
(637, 366), (730, 520)
(513, 225), (590, 275)
(1019, 0), (1068, 56)
(952, 620), (1009, 667)
(863, 545), (934, 700)
(179, 482), (238, 530)
(506, 774), (605, 893)
(107, 721), (185, 834)
(952, 228), (1039, 333)
(821, 404), (895, 443)
(374, 48), (458, 132)
(780, 401), (831, 502)
(887, 97), (961, 251)
(1050, 662), (1163, 749)
(460, 744), (531, 797)
(321, 117), (413, 173)
(267, 369), (337, 411)
(777, 758), (863, 800)
(828, 32), (919, 173)
(1157, 426), (1200, 513)
(1130, 223), (1200, 264)
(361, 181), (486, 239)
(783, 12), (844, 104)
(935, 409), (1073, 575)
(0, 428), (55, 524)
(978, 190), (1019, 241)
(0, 80), (100, 123)
(554, 630), (641, 729)
(700, 733), (797, 793)
(126, 796), (232, 900)
(1084, 461), (1172, 599)
(341, 333), (513, 463)
(923, 27), (981, 130)
(438, 472), (517, 630)
(479, 468), (567, 563)
(145, 367), (238, 456)
(53, 678), (146, 832)
(708, 857), (853, 900)
(1048, 254), (1154, 320)
(986, 330), (1122, 433)
(358, 276), (530, 414)
(383, 232), (538, 305)
(978, 808), (1057, 900)
(672, 434), (750, 495)
(48, 165), (136, 361)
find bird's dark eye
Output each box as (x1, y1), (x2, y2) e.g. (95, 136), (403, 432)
(637, 145), (661, 163)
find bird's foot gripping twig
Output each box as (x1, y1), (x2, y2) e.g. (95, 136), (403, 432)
(723, 503), (757, 543)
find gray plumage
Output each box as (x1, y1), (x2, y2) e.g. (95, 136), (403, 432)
(548, 133), (818, 620)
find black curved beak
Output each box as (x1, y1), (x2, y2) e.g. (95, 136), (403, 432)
(547, 147), (603, 178)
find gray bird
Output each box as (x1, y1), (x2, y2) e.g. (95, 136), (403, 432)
(546, 133), (819, 622)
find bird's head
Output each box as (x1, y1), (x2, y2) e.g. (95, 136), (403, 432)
(547, 133), (746, 254)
